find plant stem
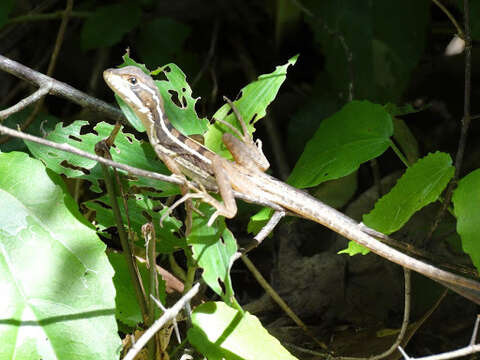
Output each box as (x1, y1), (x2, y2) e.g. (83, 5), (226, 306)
(390, 140), (410, 167)
(96, 143), (149, 323)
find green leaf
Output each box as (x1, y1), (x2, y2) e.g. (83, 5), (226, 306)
(363, 152), (454, 234)
(81, 2), (141, 50)
(453, 169), (480, 272)
(0, 0), (14, 29)
(188, 302), (297, 360)
(205, 55), (298, 158)
(247, 207), (275, 236)
(338, 241), (370, 256)
(188, 204), (237, 305)
(137, 18), (191, 69)
(26, 120), (178, 195)
(311, 171), (358, 209)
(0, 152), (121, 359)
(85, 195), (184, 253)
(153, 63), (209, 135)
(304, 0), (428, 102)
(107, 252), (166, 327)
(384, 103), (423, 116)
(288, 100), (393, 188)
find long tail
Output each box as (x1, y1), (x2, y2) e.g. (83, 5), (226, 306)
(249, 172), (480, 302)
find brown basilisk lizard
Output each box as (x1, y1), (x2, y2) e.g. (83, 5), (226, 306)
(103, 65), (480, 303)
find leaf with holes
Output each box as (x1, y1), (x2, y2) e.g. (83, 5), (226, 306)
(26, 120), (179, 195)
(0, 152), (121, 359)
(114, 54), (208, 136)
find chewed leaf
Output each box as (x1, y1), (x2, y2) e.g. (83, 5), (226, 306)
(113, 56), (208, 136)
(26, 120), (178, 195)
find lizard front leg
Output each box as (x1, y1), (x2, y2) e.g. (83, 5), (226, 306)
(154, 144), (237, 226)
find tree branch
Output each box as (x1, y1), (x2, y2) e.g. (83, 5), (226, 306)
(0, 54), (127, 125)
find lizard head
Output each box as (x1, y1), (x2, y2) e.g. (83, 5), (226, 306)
(103, 65), (164, 119)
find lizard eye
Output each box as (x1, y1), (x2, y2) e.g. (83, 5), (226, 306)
(128, 77), (137, 85)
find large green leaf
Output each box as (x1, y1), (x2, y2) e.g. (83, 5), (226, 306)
(288, 100), (393, 188)
(205, 55), (298, 158)
(453, 169), (480, 272)
(188, 204), (237, 305)
(0, 152), (121, 359)
(81, 2), (141, 50)
(363, 152), (454, 235)
(188, 302), (297, 360)
(26, 120), (178, 195)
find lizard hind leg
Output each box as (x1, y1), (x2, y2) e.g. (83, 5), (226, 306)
(219, 96), (270, 171)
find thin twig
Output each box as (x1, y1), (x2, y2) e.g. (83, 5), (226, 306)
(96, 141), (149, 323)
(426, 0), (472, 245)
(0, 54), (127, 124)
(470, 315), (480, 345)
(241, 254), (328, 350)
(0, 85), (51, 120)
(143, 223), (158, 359)
(431, 0), (465, 39)
(135, 255), (184, 294)
(0, 123), (181, 184)
(192, 19), (219, 87)
(290, 0), (354, 101)
(123, 283), (200, 360)
(398, 342), (480, 360)
(0, 0), (74, 144)
(7, 10), (89, 24)
(233, 210), (286, 261)
(336, 269), (411, 360)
